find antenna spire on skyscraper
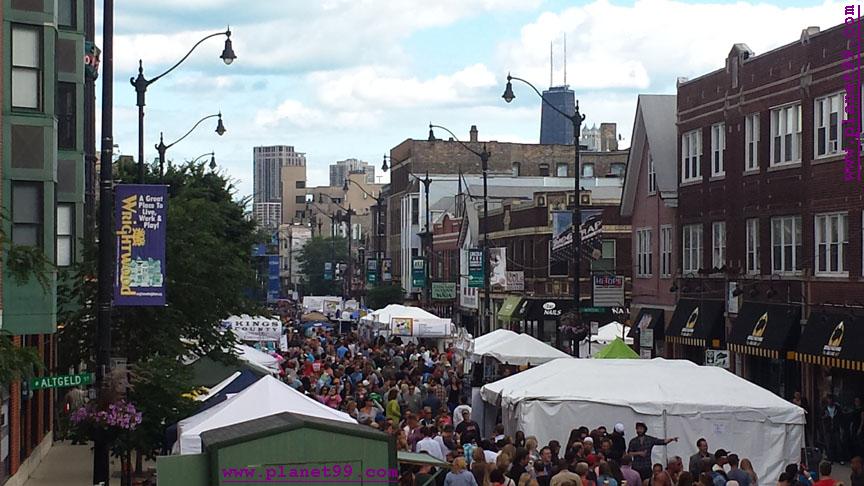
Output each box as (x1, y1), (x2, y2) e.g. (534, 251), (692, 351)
(550, 41), (553, 88)
(563, 32), (567, 86)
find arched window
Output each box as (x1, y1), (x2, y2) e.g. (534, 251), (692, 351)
(582, 163), (595, 177)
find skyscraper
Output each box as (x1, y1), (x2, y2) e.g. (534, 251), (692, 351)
(329, 158), (374, 187)
(539, 86), (576, 145)
(252, 145), (306, 228)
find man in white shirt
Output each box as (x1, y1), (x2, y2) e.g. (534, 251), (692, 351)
(416, 427), (447, 462)
(453, 397), (471, 428)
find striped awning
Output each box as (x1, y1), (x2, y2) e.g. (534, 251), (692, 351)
(793, 310), (864, 372)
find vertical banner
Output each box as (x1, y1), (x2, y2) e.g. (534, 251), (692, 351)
(550, 211), (572, 277)
(468, 249), (484, 288)
(411, 257), (426, 289)
(580, 209), (604, 260)
(489, 248), (507, 292)
(381, 258), (392, 282)
(324, 262), (333, 281)
(267, 255), (280, 303)
(366, 258), (378, 285)
(114, 184), (167, 306)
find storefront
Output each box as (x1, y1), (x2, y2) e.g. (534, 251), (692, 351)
(496, 296), (523, 331)
(728, 303), (801, 399)
(627, 307), (665, 358)
(513, 299), (575, 346)
(665, 299), (725, 365)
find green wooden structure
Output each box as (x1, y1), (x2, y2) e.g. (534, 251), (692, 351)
(157, 412), (396, 486)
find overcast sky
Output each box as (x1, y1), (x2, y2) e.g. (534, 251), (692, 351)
(96, 0), (847, 200)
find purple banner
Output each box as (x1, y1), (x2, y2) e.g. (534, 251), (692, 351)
(114, 185), (168, 306)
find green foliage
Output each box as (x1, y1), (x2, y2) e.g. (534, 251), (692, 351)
(365, 284), (406, 310)
(0, 330), (43, 386)
(297, 236), (348, 296)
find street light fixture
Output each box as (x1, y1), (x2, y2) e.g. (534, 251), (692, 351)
(343, 177), (386, 287)
(131, 27), (235, 183)
(191, 151), (217, 170)
(155, 112), (225, 177)
(321, 193), (356, 299)
(382, 155), (391, 172)
(503, 73), (586, 346)
(428, 122), (492, 335)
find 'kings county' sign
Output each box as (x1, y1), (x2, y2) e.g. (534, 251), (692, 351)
(31, 372), (95, 390)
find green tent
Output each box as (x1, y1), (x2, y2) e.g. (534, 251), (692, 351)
(594, 337), (640, 359)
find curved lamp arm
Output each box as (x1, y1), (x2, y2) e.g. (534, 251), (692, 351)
(429, 123), (485, 158)
(505, 74), (586, 126)
(319, 193), (350, 213)
(149, 29), (232, 86)
(162, 113), (223, 151)
(344, 178), (380, 202)
(191, 152), (214, 164)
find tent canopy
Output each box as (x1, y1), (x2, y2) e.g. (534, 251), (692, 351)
(470, 329), (570, 366)
(594, 338), (639, 359)
(301, 311), (329, 322)
(175, 375), (356, 455)
(360, 304), (440, 325)
(590, 322), (632, 344)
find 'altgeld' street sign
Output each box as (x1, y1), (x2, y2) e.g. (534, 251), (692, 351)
(31, 372), (95, 390)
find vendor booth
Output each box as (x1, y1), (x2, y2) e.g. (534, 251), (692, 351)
(359, 304), (453, 342)
(481, 358), (805, 483)
(579, 321), (632, 357)
(220, 315), (282, 342)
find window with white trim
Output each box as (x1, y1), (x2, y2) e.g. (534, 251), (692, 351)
(11, 25), (42, 110)
(745, 114), (759, 171)
(815, 92), (844, 158)
(681, 129), (702, 183)
(814, 212), (848, 275)
(770, 103), (802, 165)
(660, 225), (672, 277)
(711, 123), (725, 176)
(556, 163), (568, 177)
(771, 215), (802, 274)
(57, 203), (74, 266)
(637, 229), (652, 277)
(712, 221), (726, 268)
(648, 155), (657, 193)
(682, 224), (703, 273)
(745, 218), (759, 274)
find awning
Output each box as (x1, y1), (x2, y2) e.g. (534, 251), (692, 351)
(627, 307), (665, 339)
(728, 303), (801, 360)
(665, 299), (725, 348)
(497, 296), (524, 320)
(795, 310), (864, 371)
(519, 299), (575, 320)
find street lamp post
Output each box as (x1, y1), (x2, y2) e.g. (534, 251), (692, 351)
(407, 171), (432, 308)
(503, 74), (586, 345)
(130, 28), (235, 183)
(427, 123), (492, 334)
(319, 194), (355, 299)
(155, 113), (226, 176)
(191, 151), (217, 171)
(343, 178), (385, 287)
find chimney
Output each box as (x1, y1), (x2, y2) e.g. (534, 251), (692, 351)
(600, 123), (618, 151)
(469, 125), (478, 143)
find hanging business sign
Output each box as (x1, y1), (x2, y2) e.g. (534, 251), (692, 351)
(468, 249), (484, 288)
(593, 275), (625, 308)
(114, 184), (167, 306)
(432, 282), (457, 300)
(411, 257), (426, 289)
(324, 262), (333, 281)
(505, 271), (524, 291)
(381, 258), (392, 282)
(489, 248), (507, 292)
(220, 316), (282, 341)
(366, 258), (378, 285)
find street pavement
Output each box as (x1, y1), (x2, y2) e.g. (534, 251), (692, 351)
(21, 440), (155, 486)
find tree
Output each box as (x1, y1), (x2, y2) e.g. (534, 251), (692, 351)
(365, 284), (405, 310)
(297, 236), (348, 296)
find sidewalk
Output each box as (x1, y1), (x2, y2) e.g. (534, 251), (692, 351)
(22, 440), (154, 486)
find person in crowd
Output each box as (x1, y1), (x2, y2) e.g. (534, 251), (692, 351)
(576, 462), (595, 486)
(609, 424), (627, 463)
(739, 459), (758, 486)
(711, 450), (729, 486)
(446, 457), (480, 486)
(516, 431), (527, 449)
(538, 447), (555, 477)
(852, 399), (864, 459)
(437, 424), (458, 456)
(620, 455), (643, 486)
(551, 457), (583, 486)
(472, 447), (492, 486)
(666, 456), (683, 486)
(454, 396), (472, 428)
(492, 469), (514, 486)
(417, 426), (448, 462)
(598, 461), (619, 486)
(583, 437), (596, 456)
(677, 472), (694, 486)
(535, 461), (553, 486)
(690, 439), (714, 479)
(525, 438), (540, 464)
(850, 456), (863, 486)
(726, 455), (750, 486)
(457, 409), (481, 445)
(698, 473), (715, 486)
(821, 396), (844, 464)
(420, 406), (436, 427)
(509, 448), (531, 484)
(386, 388), (401, 423)
(812, 462), (837, 486)
(778, 473), (794, 486)
(497, 453), (517, 486)
(357, 396), (377, 425)
(550, 441), (563, 465)
(627, 423), (678, 481)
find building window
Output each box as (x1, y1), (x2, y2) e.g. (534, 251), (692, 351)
(411, 197), (419, 225)
(295, 195), (305, 204)
(815, 93), (844, 158)
(681, 129), (701, 183)
(648, 155), (657, 193)
(58, 0), (76, 28)
(746, 218), (759, 274)
(610, 163), (625, 177)
(770, 103), (802, 165)
(57, 82), (76, 150)
(682, 224), (703, 273)
(512, 162), (521, 177)
(57, 203), (74, 266)
(556, 163), (568, 177)
(591, 240), (616, 272)
(815, 212), (848, 275)
(711, 123), (725, 176)
(11, 25), (42, 110)
(12, 181), (43, 247)
(771, 215), (802, 274)
(712, 221), (726, 268)
(582, 163), (594, 177)
(745, 114), (760, 172)
(637, 229), (652, 277)
(539, 164), (550, 177)
(295, 180), (305, 189)
(660, 225), (672, 277)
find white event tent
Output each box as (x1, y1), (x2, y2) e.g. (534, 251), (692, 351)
(359, 304), (453, 338)
(481, 358), (804, 483)
(470, 329), (570, 366)
(579, 322), (632, 357)
(174, 375), (356, 454)
(234, 344), (281, 375)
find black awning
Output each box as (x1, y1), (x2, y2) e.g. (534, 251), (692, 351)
(627, 307), (665, 339)
(728, 303), (801, 360)
(665, 299), (725, 347)
(795, 310), (864, 372)
(519, 299), (574, 320)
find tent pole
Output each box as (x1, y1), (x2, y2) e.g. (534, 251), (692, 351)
(662, 409), (668, 467)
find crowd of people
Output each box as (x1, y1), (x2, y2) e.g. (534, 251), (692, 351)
(274, 313), (864, 486)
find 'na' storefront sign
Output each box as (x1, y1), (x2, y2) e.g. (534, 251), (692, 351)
(114, 185), (168, 306)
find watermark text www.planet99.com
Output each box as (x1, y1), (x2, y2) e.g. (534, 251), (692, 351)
(222, 463), (399, 483)
(842, 3), (862, 181)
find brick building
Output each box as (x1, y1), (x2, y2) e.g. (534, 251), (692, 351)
(670, 23), (864, 434)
